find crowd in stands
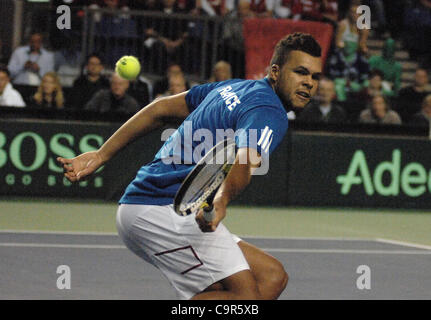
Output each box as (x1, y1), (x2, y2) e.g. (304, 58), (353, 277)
(1, 0), (431, 132)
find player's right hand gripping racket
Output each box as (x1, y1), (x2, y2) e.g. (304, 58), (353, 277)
(174, 139), (237, 222)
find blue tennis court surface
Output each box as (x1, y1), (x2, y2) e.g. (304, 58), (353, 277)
(1, 231), (430, 300)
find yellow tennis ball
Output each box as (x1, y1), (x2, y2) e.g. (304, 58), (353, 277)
(115, 56), (141, 80)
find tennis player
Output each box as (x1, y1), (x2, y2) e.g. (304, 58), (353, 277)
(58, 33), (322, 300)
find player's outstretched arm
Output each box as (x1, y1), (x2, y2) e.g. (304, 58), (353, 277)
(196, 147), (261, 232)
(57, 151), (103, 182)
(58, 92), (191, 182)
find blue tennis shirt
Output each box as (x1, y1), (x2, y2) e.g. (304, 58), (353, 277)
(119, 77), (289, 205)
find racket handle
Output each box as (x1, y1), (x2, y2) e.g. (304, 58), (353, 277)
(203, 205), (214, 222)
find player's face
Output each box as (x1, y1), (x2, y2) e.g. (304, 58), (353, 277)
(271, 50), (322, 109)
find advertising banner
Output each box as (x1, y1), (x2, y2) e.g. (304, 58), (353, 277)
(243, 19), (334, 80)
(0, 119), (163, 200)
(288, 132), (431, 209)
(2, 119), (431, 209)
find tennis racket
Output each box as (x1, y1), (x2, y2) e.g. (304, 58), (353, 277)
(173, 138), (237, 222)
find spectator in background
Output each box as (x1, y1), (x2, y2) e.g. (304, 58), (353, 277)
(335, 2), (368, 55)
(70, 53), (110, 110)
(368, 38), (402, 94)
(342, 69), (393, 122)
(127, 75), (152, 107)
(85, 73), (139, 114)
(328, 3), (369, 90)
(208, 60), (232, 82)
(31, 72), (64, 109)
(156, 73), (188, 99)
(227, 0), (274, 18)
(248, 0), (275, 17)
(223, 0), (253, 42)
(298, 78), (346, 124)
(0, 65), (26, 107)
(300, 0), (339, 27)
(409, 94), (431, 128)
(273, 0), (302, 19)
(89, 0), (130, 22)
(7, 33), (55, 86)
(334, 67), (385, 104)
(153, 63), (190, 98)
(395, 68), (430, 123)
(168, 73), (188, 95)
(359, 95), (401, 125)
(356, 69), (394, 102)
(141, 0), (189, 72)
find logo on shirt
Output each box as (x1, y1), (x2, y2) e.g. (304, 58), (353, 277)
(218, 86), (241, 111)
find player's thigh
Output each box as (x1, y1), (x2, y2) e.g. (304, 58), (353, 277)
(204, 240), (287, 292)
(238, 240), (287, 282)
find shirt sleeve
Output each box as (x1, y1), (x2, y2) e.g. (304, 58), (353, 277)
(235, 105), (288, 156)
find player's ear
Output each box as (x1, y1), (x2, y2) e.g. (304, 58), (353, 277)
(269, 64), (280, 82)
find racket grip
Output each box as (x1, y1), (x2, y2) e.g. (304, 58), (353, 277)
(203, 205), (214, 222)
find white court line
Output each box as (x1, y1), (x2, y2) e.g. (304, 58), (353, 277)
(0, 230), (373, 241)
(0, 243), (125, 249)
(1, 242), (430, 255)
(261, 248), (431, 255)
(239, 235), (374, 241)
(375, 238), (431, 251)
(1, 231), (430, 251)
(0, 230), (118, 236)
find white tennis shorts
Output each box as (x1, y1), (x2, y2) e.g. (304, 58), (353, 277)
(116, 204), (249, 300)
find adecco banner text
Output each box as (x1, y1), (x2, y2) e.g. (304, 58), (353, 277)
(288, 132), (431, 209)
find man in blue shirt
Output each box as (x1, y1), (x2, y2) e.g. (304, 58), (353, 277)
(7, 33), (55, 86)
(58, 33), (322, 300)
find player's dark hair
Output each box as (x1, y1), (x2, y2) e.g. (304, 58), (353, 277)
(0, 64), (10, 77)
(270, 33), (321, 67)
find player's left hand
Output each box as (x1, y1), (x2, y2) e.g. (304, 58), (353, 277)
(57, 151), (104, 182)
(195, 201), (226, 233)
